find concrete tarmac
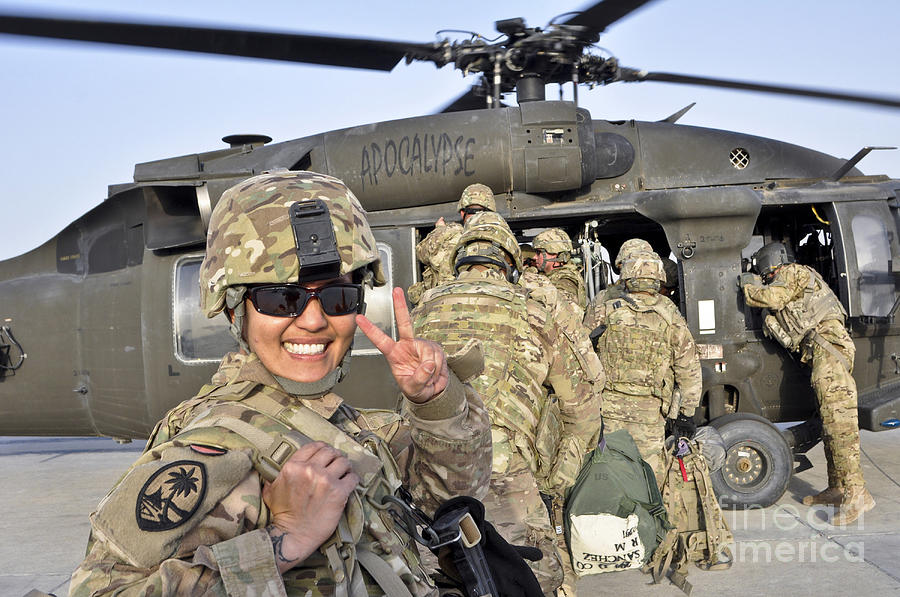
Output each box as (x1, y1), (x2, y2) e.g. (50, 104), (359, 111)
(2, 430), (898, 597)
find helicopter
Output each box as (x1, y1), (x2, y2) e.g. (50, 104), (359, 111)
(1, 0), (899, 509)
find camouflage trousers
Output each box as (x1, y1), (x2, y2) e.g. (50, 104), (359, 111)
(601, 390), (667, 486)
(484, 428), (564, 596)
(808, 339), (865, 492)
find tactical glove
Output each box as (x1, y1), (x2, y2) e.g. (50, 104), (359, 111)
(671, 413), (697, 441)
(737, 272), (757, 289)
(432, 496), (544, 597)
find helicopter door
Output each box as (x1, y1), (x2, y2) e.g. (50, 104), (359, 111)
(829, 200), (900, 317)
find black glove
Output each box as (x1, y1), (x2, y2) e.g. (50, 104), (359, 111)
(670, 413), (697, 440)
(432, 496), (544, 597)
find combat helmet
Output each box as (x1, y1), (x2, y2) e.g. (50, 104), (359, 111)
(200, 170), (384, 319)
(533, 228), (573, 263)
(621, 250), (665, 293)
(751, 242), (791, 279)
(615, 238), (653, 268)
(456, 183), (496, 212)
(454, 211), (522, 282)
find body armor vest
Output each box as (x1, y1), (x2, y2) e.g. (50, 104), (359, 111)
(151, 381), (432, 597)
(601, 295), (675, 398)
(416, 279), (546, 449)
(769, 265), (848, 351)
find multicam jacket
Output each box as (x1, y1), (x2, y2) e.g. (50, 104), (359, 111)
(412, 268), (603, 494)
(545, 262), (588, 311)
(409, 222), (464, 304)
(743, 263), (852, 365)
(585, 289), (701, 420)
(69, 352), (492, 597)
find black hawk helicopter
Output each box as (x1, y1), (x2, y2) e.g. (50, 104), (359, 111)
(1, 0), (899, 507)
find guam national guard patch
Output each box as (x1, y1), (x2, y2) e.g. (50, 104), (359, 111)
(90, 445), (252, 568)
(136, 460), (208, 531)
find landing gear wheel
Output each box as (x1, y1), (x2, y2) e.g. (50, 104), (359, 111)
(709, 413), (792, 509)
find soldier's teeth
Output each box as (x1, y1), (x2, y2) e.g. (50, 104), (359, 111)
(283, 342), (326, 355)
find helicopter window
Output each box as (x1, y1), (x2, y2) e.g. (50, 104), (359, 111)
(830, 201), (898, 318)
(173, 256), (237, 363)
(850, 214), (893, 317)
(543, 129), (566, 145)
(352, 243), (395, 355)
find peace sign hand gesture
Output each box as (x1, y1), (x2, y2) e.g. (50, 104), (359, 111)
(357, 287), (449, 404)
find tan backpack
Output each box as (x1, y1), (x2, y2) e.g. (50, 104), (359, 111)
(645, 436), (734, 593)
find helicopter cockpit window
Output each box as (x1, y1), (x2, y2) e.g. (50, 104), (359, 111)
(352, 243), (395, 355)
(850, 214), (893, 317)
(174, 256), (238, 363)
(831, 201), (898, 318)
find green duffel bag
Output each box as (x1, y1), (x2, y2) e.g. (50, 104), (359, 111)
(564, 429), (671, 576)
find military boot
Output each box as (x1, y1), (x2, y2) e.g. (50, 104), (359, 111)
(802, 486), (843, 506)
(831, 487), (875, 526)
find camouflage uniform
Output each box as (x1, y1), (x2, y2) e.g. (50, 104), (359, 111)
(413, 220), (463, 296)
(413, 214), (603, 596)
(742, 260), (871, 520)
(409, 183), (496, 304)
(585, 251), (701, 482)
(70, 171), (493, 596)
(71, 352), (491, 597)
(546, 263), (588, 311)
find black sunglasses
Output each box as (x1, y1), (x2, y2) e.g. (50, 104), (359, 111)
(248, 283), (364, 317)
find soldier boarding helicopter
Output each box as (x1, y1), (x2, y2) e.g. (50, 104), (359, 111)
(0, 0), (899, 508)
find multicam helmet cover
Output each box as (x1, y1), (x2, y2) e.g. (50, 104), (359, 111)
(200, 171), (384, 318)
(456, 183), (496, 212)
(620, 250), (666, 282)
(454, 211), (523, 276)
(615, 238), (654, 268)
(532, 228), (574, 255)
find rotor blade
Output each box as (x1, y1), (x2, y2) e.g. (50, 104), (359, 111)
(619, 69), (900, 109)
(439, 88), (488, 113)
(563, 0), (657, 33)
(437, 83), (509, 113)
(0, 13), (438, 71)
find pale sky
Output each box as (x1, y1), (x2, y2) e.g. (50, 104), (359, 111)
(1, 0), (898, 261)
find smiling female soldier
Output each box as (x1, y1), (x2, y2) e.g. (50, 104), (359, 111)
(69, 171), (492, 597)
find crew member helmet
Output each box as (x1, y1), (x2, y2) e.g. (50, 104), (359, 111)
(751, 242), (791, 278)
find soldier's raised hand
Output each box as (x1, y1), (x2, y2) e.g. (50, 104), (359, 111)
(357, 287), (449, 403)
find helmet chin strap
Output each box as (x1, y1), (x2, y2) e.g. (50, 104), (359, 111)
(225, 286), (251, 354)
(274, 347), (352, 398)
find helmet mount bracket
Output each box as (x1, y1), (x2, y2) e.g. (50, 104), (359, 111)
(290, 199), (342, 283)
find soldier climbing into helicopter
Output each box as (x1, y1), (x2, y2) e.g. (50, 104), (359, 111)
(739, 241), (875, 525)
